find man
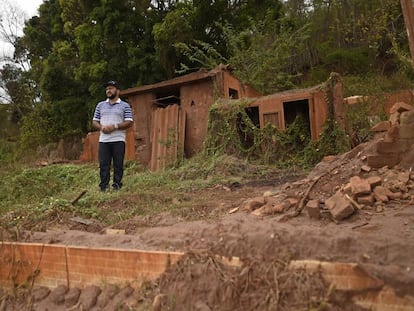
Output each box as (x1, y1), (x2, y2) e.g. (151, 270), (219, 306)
(92, 80), (133, 192)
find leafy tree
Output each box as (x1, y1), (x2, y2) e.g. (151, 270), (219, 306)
(2, 0), (411, 158)
(153, 1), (195, 77)
(74, 0), (164, 100)
(285, 0), (406, 77)
(0, 64), (35, 123)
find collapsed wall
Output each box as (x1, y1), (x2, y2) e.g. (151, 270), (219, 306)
(367, 101), (414, 168)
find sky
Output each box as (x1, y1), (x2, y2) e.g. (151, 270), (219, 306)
(0, 0), (43, 58)
(0, 0), (43, 100)
(14, 0), (43, 17)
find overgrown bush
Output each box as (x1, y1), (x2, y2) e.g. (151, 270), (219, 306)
(345, 98), (387, 147)
(203, 98), (349, 168)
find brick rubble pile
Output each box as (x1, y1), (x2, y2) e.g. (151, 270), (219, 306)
(240, 102), (414, 222)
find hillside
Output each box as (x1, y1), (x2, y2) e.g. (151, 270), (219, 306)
(1, 105), (414, 309)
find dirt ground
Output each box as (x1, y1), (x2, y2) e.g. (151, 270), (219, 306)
(1, 135), (414, 310)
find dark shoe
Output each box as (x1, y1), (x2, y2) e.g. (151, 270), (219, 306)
(100, 185), (109, 192)
(112, 183), (122, 191)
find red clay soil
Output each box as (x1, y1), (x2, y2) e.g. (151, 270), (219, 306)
(1, 136), (414, 310)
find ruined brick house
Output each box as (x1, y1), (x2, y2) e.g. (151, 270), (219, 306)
(80, 66), (345, 170)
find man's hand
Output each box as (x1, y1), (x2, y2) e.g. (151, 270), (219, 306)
(101, 124), (116, 134)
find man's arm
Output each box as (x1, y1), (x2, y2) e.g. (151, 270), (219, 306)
(92, 120), (101, 131)
(117, 120), (133, 130)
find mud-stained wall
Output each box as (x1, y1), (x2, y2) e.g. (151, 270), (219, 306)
(180, 80), (215, 157)
(128, 92), (155, 166)
(222, 71), (261, 99)
(79, 128), (135, 162)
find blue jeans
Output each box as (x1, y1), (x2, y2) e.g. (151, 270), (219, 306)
(98, 141), (125, 190)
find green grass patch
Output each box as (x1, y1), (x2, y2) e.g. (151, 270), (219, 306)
(0, 155), (287, 230)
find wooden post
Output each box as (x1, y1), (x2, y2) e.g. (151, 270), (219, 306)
(401, 0), (414, 67)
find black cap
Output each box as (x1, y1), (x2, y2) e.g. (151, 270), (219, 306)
(103, 80), (118, 88)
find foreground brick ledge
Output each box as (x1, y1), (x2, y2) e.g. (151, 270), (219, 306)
(1, 242), (414, 310)
(0, 242), (184, 289)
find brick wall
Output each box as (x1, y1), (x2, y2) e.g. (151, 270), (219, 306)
(0, 242), (183, 289)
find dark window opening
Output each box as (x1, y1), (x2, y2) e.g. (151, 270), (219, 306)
(153, 89), (180, 108)
(229, 88), (239, 99)
(283, 99), (311, 144)
(237, 106), (259, 148)
(245, 106), (260, 128)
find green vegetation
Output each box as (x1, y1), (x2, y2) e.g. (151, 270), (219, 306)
(0, 0), (411, 154)
(0, 155), (298, 230)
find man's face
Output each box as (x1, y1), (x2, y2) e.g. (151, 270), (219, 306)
(106, 86), (118, 99)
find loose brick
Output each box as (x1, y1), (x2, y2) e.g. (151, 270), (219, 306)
(360, 165), (371, 172)
(306, 199), (321, 219)
(325, 192), (355, 221)
(322, 155), (337, 162)
(357, 194), (375, 205)
(389, 102), (413, 114)
(366, 176), (382, 189)
(350, 176), (371, 197)
(373, 186), (389, 202)
(370, 120), (391, 132)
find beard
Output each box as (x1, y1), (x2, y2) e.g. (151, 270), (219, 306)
(108, 93), (116, 99)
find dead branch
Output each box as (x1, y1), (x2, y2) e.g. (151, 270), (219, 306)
(71, 190), (87, 205)
(344, 193), (362, 210)
(352, 222), (369, 230)
(292, 175), (323, 217)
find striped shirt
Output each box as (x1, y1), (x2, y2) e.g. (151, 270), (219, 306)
(93, 98), (133, 143)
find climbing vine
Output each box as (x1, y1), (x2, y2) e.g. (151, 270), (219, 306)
(203, 99), (314, 165)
